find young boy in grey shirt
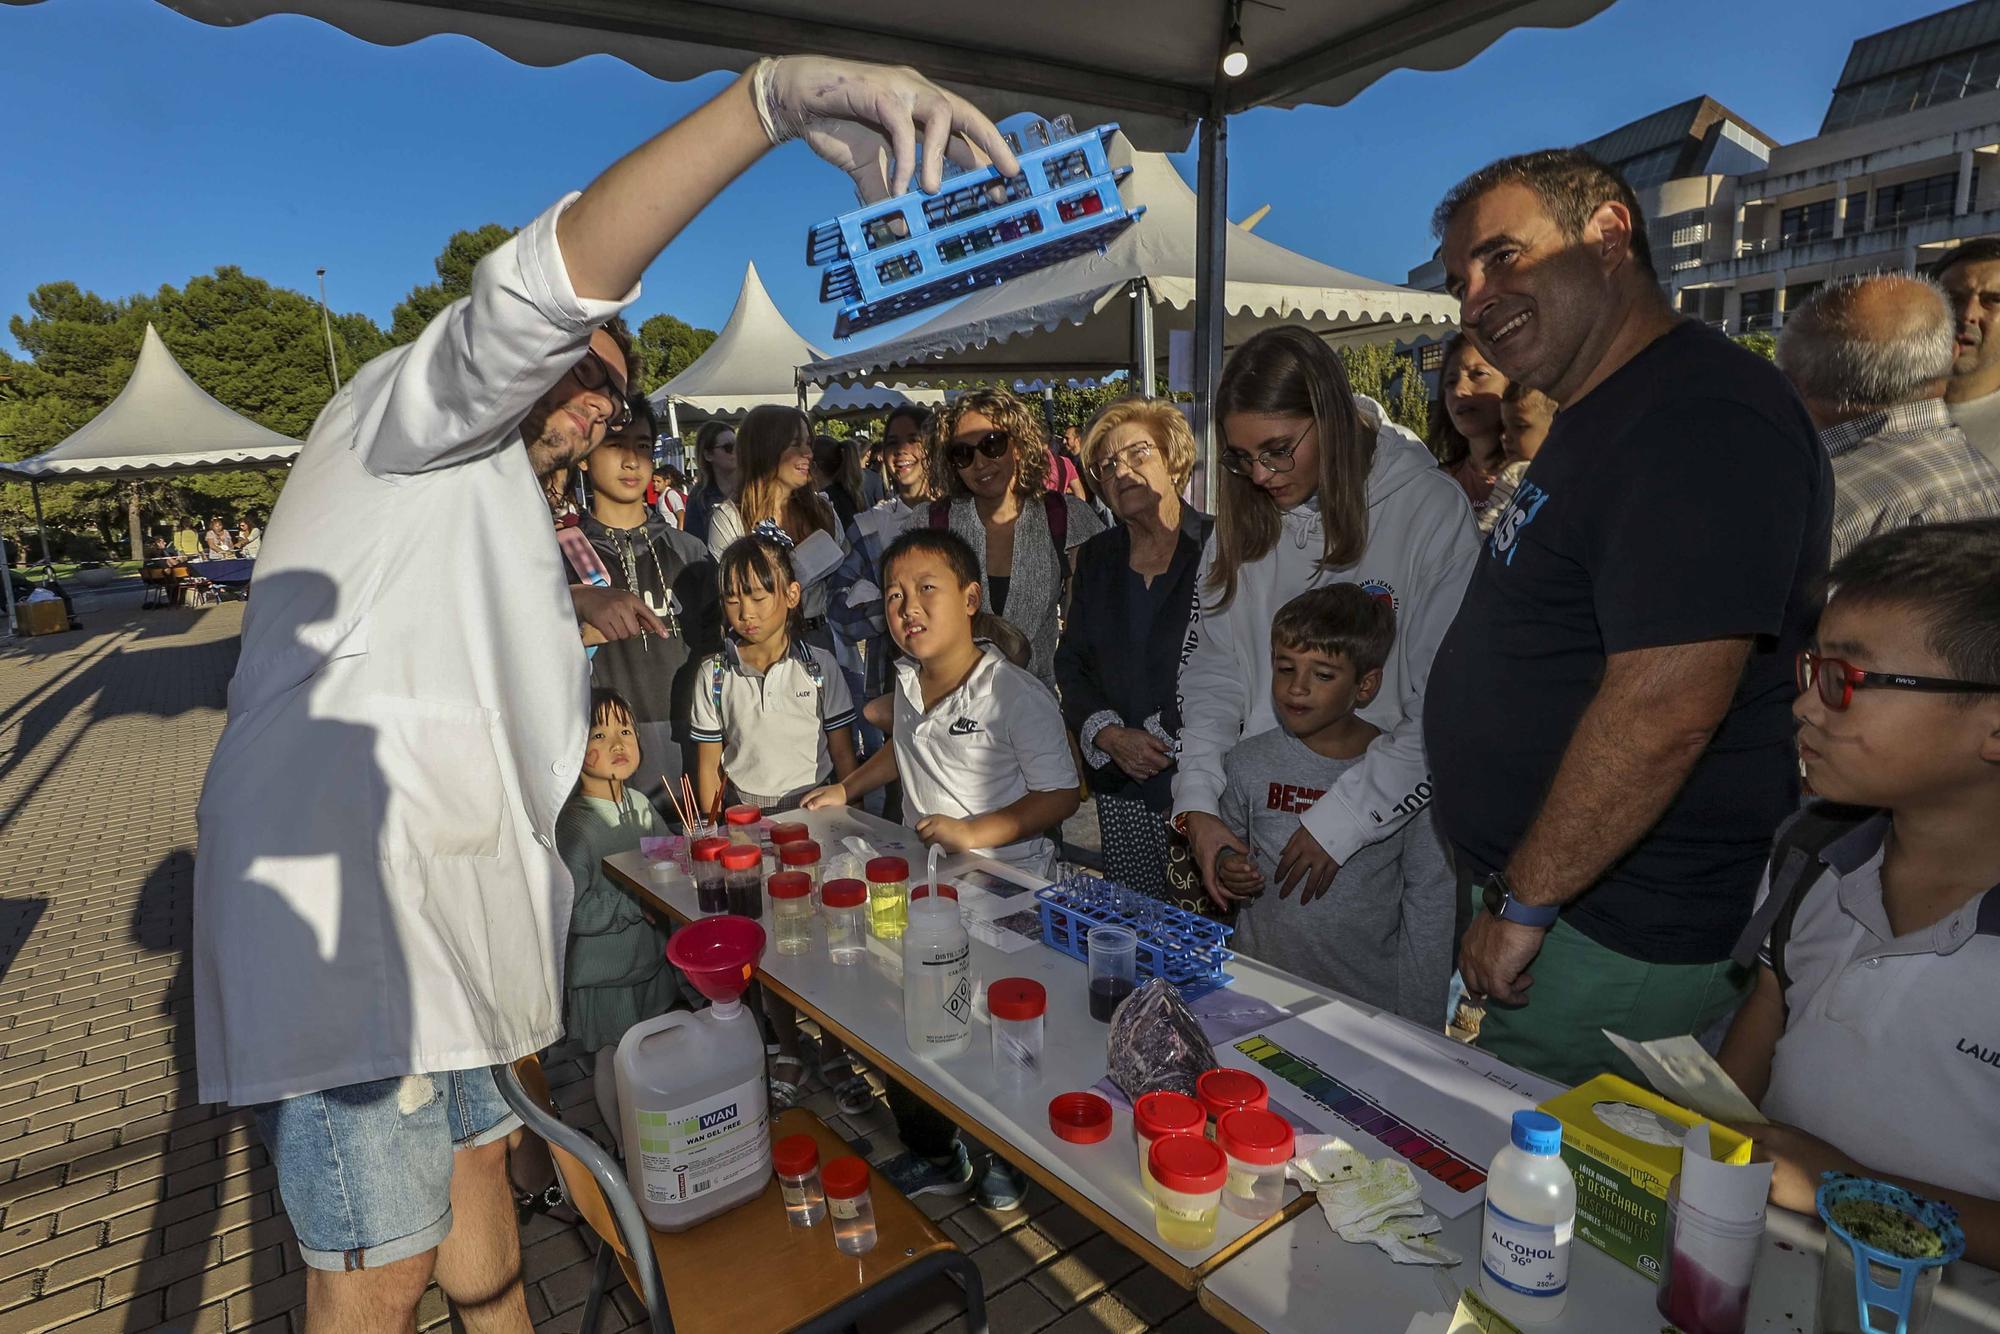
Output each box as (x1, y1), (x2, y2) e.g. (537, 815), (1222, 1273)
(1214, 585), (1455, 1027)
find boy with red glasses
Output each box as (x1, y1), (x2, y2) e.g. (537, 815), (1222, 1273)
(1717, 519), (2000, 1267)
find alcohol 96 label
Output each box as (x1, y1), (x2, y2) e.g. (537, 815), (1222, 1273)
(1481, 1200), (1571, 1298)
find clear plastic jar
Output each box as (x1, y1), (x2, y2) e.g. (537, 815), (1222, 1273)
(769, 821), (810, 849)
(822, 879), (867, 964)
(987, 978), (1046, 1090)
(723, 804), (761, 845)
(822, 1156), (877, 1255)
(691, 836), (732, 915)
(1196, 1069), (1269, 1137)
(1217, 1107), (1294, 1220)
(720, 844), (763, 919)
(866, 856), (909, 941)
(1133, 1091), (1206, 1195)
(779, 840), (822, 897)
(770, 872), (814, 955)
(772, 1133), (825, 1228)
(1149, 1135), (1227, 1250)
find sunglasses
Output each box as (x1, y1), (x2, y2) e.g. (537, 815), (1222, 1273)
(946, 430), (1012, 470)
(571, 350), (632, 431)
(1795, 649), (2000, 710)
(1221, 420), (1312, 478)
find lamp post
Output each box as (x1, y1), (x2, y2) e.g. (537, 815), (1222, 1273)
(315, 268), (341, 394)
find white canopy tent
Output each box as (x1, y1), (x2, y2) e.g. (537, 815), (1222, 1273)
(802, 147), (1460, 389)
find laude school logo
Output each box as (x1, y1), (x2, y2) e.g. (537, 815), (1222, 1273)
(1488, 480), (1552, 566)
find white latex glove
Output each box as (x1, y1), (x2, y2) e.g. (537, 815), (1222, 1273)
(751, 56), (1021, 202)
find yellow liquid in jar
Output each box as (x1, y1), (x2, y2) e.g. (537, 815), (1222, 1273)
(868, 881), (907, 940)
(1153, 1198), (1219, 1249)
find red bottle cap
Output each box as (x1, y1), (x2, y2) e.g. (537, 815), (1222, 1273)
(1149, 1134), (1227, 1194)
(780, 841), (821, 866)
(719, 845), (761, 871)
(821, 1155), (870, 1200)
(768, 871), (812, 900)
(821, 878), (867, 908)
(770, 822), (810, 845)
(691, 836), (731, 864)
(772, 1133), (819, 1178)
(988, 978), (1047, 1021)
(865, 856), (908, 882)
(1048, 1092), (1113, 1144)
(1216, 1108), (1295, 1166)
(909, 883), (957, 901)
(1196, 1069), (1269, 1120)
(724, 804), (761, 827)
(1133, 1091), (1205, 1141)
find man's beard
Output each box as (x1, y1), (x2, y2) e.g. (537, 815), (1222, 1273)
(524, 407), (592, 480)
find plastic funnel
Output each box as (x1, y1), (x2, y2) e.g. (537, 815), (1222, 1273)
(666, 915), (766, 1006)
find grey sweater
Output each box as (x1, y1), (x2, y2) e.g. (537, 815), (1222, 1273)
(1218, 727), (1454, 1028)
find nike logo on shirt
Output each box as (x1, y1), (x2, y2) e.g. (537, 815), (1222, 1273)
(948, 717), (982, 736)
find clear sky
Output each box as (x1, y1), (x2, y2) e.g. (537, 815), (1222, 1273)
(0, 0), (1961, 361)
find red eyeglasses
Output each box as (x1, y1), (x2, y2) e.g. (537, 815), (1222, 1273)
(1795, 649), (2000, 710)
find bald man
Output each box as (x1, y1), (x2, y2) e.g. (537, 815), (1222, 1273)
(1777, 273), (2000, 562)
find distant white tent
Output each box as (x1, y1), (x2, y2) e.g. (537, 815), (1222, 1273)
(1, 323), (302, 479)
(649, 263), (940, 426)
(802, 148), (1459, 388)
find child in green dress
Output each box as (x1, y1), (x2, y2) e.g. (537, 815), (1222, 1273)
(557, 688), (679, 1148)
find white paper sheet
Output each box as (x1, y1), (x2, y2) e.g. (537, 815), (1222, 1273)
(1604, 1030), (1767, 1125)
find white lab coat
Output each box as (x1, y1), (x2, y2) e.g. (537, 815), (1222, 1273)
(192, 194), (635, 1106)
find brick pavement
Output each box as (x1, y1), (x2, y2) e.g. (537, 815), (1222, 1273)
(0, 592), (1232, 1334)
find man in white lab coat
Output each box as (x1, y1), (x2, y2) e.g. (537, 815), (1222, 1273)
(192, 58), (1016, 1330)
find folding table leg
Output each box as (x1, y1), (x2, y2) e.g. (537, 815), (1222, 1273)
(578, 1237), (615, 1334)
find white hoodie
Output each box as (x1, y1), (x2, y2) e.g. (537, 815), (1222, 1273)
(1172, 396), (1479, 863)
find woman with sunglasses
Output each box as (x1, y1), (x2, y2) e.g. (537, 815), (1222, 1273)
(682, 420), (739, 545)
(925, 387), (1104, 686)
(706, 405), (845, 647)
(1172, 325), (1481, 913)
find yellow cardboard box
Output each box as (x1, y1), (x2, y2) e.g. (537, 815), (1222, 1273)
(19, 599), (68, 637)
(1537, 1074), (1752, 1279)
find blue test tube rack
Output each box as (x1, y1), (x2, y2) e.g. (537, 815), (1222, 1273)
(806, 115), (1143, 338)
(1035, 874), (1234, 999)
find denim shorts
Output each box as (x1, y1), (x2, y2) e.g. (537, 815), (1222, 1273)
(254, 1067), (521, 1271)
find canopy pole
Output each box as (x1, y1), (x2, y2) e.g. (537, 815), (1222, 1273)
(2, 522), (16, 638)
(1191, 97), (1229, 508)
(30, 480), (54, 575)
(1130, 278), (1156, 397)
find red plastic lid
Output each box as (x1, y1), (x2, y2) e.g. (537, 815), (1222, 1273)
(691, 836), (731, 864)
(1133, 1091), (1206, 1141)
(821, 878), (867, 908)
(780, 840), (822, 866)
(821, 1155), (870, 1199)
(724, 804), (762, 827)
(909, 883), (958, 901)
(1149, 1134), (1228, 1194)
(1196, 1069), (1269, 1119)
(988, 978), (1047, 1021)
(770, 822), (810, 845)
(719, 845), (762, 871)
(1048, 1092), (1113, 1144)
(866, 856), (908, 882)
(1216, 1108), (1295, 1166)
(769, 871), (812, 899)
(772, 1133), (819, 1177)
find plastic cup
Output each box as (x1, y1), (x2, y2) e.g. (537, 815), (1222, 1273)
(1196, 1069), (1268, 1134)
(723, 804), (761, 844)
(866, 856), (909, 941)
(987, 978), (1046, 1091)
(822, 879), (867, 964)
(769, 872), (814, 955)
(1149, 1135), (1227, 1250)
(1217, 1108), (1293, 1220)
(1133, 1090), (1205, 1193)
(1087, 925), (1137, 1023)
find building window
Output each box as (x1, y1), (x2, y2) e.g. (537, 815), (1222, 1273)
(1822, 38), (2000, 134)
(1739, 289), (1775, 331)
(1618, 146), (1683, 190)
(1874, 170), (1971, 228)
(1784, 281), (1823, 313)
(1780, 200), (1836, 246)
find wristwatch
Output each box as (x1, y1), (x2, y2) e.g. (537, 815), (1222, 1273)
(1478, 871), (1560, 929)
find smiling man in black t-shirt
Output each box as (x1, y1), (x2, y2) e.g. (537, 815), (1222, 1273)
(1424, 149), (1832, 1085)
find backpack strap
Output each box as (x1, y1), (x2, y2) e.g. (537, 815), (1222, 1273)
(1042, 490), (1068, 550)
(709, 654), (725, 714)
(928, 501), (950, 530)
(1730, 801), (1879, 1000)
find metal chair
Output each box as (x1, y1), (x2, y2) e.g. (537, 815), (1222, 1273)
(494, 1056), (987, 1334)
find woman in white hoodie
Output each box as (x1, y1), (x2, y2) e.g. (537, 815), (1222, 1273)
(1173, 326), (1480, 907)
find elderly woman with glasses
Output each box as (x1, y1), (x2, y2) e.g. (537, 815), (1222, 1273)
(925, 387), (1104, 685)
(1053, 398), (1211, 893)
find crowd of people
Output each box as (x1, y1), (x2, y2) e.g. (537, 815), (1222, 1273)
(187, 54), (1998, 1332)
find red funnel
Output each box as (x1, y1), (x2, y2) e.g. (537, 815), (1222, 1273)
(667, 915), (765, 1006)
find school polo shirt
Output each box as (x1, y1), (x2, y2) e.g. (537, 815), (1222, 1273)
(688, 640), (855, 805)
(893, 645), (1079, 878)
(1759, 815), (2000, 1197)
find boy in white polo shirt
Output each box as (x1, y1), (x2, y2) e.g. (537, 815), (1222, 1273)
(1718, 520), (2000, 1268)
(806, 527), (1079, 878)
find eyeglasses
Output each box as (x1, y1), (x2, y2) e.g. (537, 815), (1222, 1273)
(1220, 420), (1312, 478)
(571, 350), (632, 431)
(946, 430), (1012, 470)
(1090, 440), (1158, 481)
(1795, 650), (2000, 710)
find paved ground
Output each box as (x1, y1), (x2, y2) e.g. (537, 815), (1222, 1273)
(0, 589), (1233, 1334)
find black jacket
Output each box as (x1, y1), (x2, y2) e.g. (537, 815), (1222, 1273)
(575, 511), (723, 729)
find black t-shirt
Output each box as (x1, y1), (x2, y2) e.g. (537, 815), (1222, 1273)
(1426, 321), (1832, 964)
(578, 514), (723, 729)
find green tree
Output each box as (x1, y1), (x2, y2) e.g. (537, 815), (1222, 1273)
(1732, 331), (1777, 361)
(389, 224), (517, 345)
(634, 312), (719, 394)
(1337, 344), (1431, 438)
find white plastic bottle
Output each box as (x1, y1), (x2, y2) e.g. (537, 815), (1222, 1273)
(616, 918), (772, 1232)
(903, 889), (973, 1059)
(1479, 1109), (1575, 1324)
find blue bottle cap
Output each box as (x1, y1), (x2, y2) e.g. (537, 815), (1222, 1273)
(1512, 1110), (1563, 1156)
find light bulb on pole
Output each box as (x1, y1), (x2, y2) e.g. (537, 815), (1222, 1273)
(1221, 1), (1248, 78)
(315, 267), (341, 395)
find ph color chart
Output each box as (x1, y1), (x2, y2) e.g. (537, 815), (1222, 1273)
(1233, 1033), (1489, 1196)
